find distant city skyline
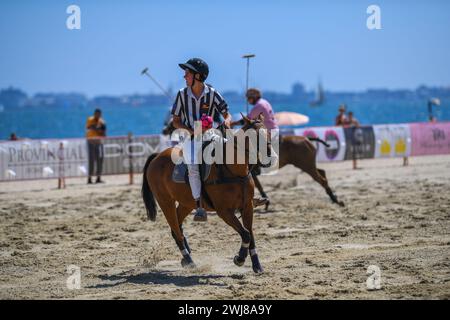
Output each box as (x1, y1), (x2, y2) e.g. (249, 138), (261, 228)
(1, 0), (450, 97)
(2, 84), (448, 111)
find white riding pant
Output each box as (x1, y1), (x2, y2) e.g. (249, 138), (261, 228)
(180, 131), (227, 201)
(181, 136), (202, 201)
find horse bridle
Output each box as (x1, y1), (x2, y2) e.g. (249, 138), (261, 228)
(244, 120), (273, 169)
(216, 120), (272, 173)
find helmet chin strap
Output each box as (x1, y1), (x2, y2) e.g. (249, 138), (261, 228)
(190, 73), (203, 89)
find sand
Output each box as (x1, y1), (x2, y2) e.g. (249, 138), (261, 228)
(0, 155), (449, 300)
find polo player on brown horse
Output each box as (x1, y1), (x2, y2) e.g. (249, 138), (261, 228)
(141, 59), (273, 273)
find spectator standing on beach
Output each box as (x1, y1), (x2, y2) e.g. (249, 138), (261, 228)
(335, 104), (347, 126)
(86, 108), (106, 184)
(345, 111), (361, 170)
(345, 111), (360, 127)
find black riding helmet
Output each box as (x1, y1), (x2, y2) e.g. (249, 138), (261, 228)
(179, 58), (209, 82)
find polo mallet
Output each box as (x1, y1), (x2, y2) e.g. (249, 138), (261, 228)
(242, 54), (255, 114)
(141, 67), (172, 101)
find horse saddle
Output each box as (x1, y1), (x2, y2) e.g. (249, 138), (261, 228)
(172, 140), (214, 184)
(172, 163), (212, 184)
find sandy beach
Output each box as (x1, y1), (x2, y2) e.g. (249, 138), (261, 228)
(0, 155), (449, 300)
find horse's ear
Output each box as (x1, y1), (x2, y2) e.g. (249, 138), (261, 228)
(258, 112), (265, 122)
(240, 112), (251, 124)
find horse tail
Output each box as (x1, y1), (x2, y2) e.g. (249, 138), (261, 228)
(308, 137), (330, 148)
(141, 153), (159, 221)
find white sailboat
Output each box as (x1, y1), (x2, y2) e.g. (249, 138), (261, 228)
(309, 79), (325, 107)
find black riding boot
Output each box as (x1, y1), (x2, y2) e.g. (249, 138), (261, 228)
(193, 199), (207, 222)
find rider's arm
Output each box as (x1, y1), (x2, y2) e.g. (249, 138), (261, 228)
(171, 91), (194, 135)
(212, 90), (231, 128)
(222, 112), (232, 128)
(230, 119), (244, 128)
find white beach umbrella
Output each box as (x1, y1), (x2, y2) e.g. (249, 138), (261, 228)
(274, 112), (310, 126)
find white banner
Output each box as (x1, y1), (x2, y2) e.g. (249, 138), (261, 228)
(0, 139), (88, 181)
(373, 124), (411, 158)
(101, 135), (162, 175)
(294, 126), (346, 162)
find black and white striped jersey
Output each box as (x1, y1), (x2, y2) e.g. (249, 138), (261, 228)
(171, 85), (228, 129)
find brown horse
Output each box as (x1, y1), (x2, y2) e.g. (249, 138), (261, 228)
(142, 115), (270, 273)
(163, 120), (344, 208)
(253, 135), (345, 209)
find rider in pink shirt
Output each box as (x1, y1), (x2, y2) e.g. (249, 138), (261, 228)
(231, 88), (278, 208)
(246, 88), (278, 131)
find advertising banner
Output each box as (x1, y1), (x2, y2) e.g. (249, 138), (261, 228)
(0, 138), (88, 181)
(101, 135), (162, 175)
(343, 126), (375, 160)
(294, 126), (346, 162)
(410, 122), (450, 156)
(2, 122), (450, 182)
(373, 124), (411, 158)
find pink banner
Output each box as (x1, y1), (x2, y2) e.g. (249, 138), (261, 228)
(410, 122), (450, 156)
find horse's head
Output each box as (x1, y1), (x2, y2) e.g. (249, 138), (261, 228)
(239, 113), (273, 167)
(162, 119), (176, 136)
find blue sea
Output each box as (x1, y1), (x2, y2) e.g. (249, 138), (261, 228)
(1, 99), (449, 140)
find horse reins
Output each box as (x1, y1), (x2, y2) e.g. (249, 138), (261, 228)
(204, 121), (266, 210)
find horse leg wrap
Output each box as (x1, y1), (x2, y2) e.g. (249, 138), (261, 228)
(178, 225), (192, 254)
(180, 249), (195, 268)
(239, 242), (250, 259)
(250, 249), (264, 273)
(183, 237), (191, 254)
(233, 242), (249, 267)
(326, 188), (338, 203)
(174, 236), (195, 268)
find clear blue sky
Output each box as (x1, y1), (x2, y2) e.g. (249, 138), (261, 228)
(1, 0), (449, 97)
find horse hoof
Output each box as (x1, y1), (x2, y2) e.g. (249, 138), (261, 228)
(233, 256), (245, 267)
(181, 257), (196, 269)
(338, 201), (345, 207)
(252, 265), (264, 273)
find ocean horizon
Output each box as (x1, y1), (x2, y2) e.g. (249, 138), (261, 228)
(1, 98), (449, 141)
